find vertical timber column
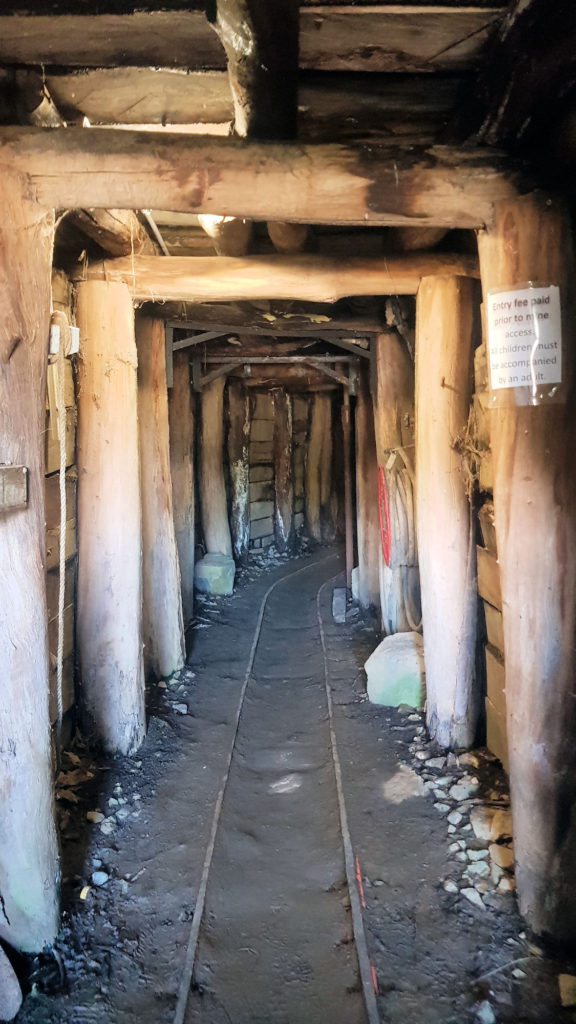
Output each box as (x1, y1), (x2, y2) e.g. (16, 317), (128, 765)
(227, 381), (250, 560)
(273, 388), (295, 553)
(0, 172), (59, 951)
(136, 316), (185, 679)
(76, 280), (145, 755)
(200, 377), (233, 556)
(169, 349), (196, 625)
(305, 393), (332, 543)
(373, 330), (418, 634)
(355, 368), (381, 610)
(477, 195), (576, 941)
(341, 390), (354, 589)
(415, 276), (477, 749)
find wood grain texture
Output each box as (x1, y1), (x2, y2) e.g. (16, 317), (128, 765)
(273, 389), (295, 553)
(227, 381), (251, 560)
(76, 280), (146, 755)
(0, 172), (59, 952)
(83, 253), (479, 303)
(1, 128), (521, 229)
(136, 316), (185, 679)
(169, 349), (196, 625)
(355, 368), (380, 610)
(305, 392), (333, 543)
(199, 378), (233, 556)
(477, 193), (576, 940)
(416, 275), (478, 749)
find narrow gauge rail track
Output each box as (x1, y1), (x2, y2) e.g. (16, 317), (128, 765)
(174, 553), (379, 1024)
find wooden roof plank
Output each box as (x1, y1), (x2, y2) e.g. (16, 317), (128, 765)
(0, 7), (504, 72)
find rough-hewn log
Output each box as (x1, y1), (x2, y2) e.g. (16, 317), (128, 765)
(0, 8), (502, 72)
(355, 369), (381, 611)
(199, 377), (232, 556)
(473, 0), (576, 151)
(306, 393), (333, 543)
(342, 390), (354, 590)
(169, 349), (196, 626)
(267, 222), (310, 254)
(415, 275), (477, 750)
(136, 316), (185, 679)
(2, 129), (522, 229)
(273, 389), (295, 553)
(210, 0), (298, 139)
(197, 214), (252, 257)
(373, 330), (419, 634)
(227, 381), (251, 561)
(386, 226), (448, 252)
(0, 171), (59, 953)
(83, 253), (479, 304)
(477, 194), (576, 941)
(76, 280), (146, 755)
(68, 209), (155, 258)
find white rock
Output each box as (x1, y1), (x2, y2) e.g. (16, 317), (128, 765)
(194, 553), (235, 596)
(91, 870), (108, 887)
(449, 784), (473, 801)
(0, 945), (22, 1021)
(434, 802), (451, 813)
(447, 810), (463, 826)
(467, 848), (489, 862)
(466, 860), (490, 878)
(461, 887), (485, 909)
(415, 750), (428, 761)
(475, 999), (496, 1023)
(425, 757), (446, 769)
(459, 752), (481, 769)
(449, 842), (460, 853)
(364, 632), (425, 708)
(100, 818), (116, 835)
(447, 825), (456, 835)
(443, 880), (459, 894)
(498, 876), (516, 893)
(456, 851), (468, 862)
(172, 702), (188, 715)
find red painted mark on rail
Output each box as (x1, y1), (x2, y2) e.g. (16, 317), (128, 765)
(370, 964), (379, 994)
(355, 855), (366, 909)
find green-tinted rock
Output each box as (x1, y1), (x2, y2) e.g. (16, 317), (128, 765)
(365, 632), (425, 709)
(194, 554), (235, 596)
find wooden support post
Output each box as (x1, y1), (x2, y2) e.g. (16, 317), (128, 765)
(373, 330), (419, 633)
(76, 280), (145, 755)
(305, 393), (333, 543)
(341, 389), (354, 590)
(227, 381), (251, 560)
(199, 377), (233, 556)
(136, 316), (185, 679)
(0, 172), (59, 952)
(169, 349), (196, 625)
(355, 368), (381, 611)
(415, 275), (477, 749)
(273, 388), (295, 553)
(477, 194), (576, 941)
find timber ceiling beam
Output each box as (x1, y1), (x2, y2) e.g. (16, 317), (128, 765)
(159, 303), (383, 334)
(79, 253), (478, 303)
(0, 7), (504, 72)
(472, 0), (576, 151)
(1, 129), (523, 228)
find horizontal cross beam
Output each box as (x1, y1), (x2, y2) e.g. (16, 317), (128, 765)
(79, 252), (479, 304)
(1, 128), (523, 228)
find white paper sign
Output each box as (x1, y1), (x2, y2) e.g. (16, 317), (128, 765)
(486, 285), (562, 391)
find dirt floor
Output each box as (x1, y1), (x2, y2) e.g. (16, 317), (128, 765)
(10, 546), (576, 1023)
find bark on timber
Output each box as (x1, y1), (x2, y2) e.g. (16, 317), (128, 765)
(477, 193), (576, 941)
(199, 377), (233, 557)
(169, 349), (196, 625)
(227, 381), (251, 561)
(0, 171), (59, 952)
(136, 316), (185, 679)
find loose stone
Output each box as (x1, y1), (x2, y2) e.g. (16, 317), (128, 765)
(489, 843), (514, 870)
(443, 880), (459, 894)
(447, 810), (463, 826)
(461, 887), (484, 909)
(434, 802), (451, 813)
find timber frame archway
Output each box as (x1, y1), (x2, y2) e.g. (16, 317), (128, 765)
(1, 126), (576, 948)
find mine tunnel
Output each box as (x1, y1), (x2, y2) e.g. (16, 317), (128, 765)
(1, 2), (576, 1023)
